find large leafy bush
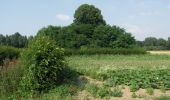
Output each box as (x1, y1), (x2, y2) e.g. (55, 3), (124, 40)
(20, 36), (67, 93)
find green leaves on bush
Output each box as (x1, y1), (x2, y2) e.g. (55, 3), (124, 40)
(0, 45), (20, 66)
(20, 36), (67, 93)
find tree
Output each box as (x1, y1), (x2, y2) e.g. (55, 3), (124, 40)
(74, 4), (106, 25)
(167, 37), (170, 49)
(112, 33), (136, 48)
(0, 34), (6, 45)
(37, 25), (61, 40)
(144, 37), (158, 46)
(92, 25), (118, 47)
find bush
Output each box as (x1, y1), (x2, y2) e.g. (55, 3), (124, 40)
(20, 36), (67, 94)
(64, 48), (146, 55)
(0, 45), (20, 66)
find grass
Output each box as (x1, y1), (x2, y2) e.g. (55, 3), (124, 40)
(1, 54), (170, 99)
(67, 54), (170, 80)
(154, 96), (170, 100)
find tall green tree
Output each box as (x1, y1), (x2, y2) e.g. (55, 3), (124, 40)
(74, 4), (106, 25)
(167, 37), (170, 49)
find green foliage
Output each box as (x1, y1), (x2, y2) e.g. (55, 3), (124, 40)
(0, 63), (23, 99)
(146, 88), (154, 95)
(0, 45), (20, 66)
(138, 37), (170, 50)
(131, 92), (137, 98)
(0, 32), (28, 48)
(65, 48), (146, 55)
(85, 83), (99, 97)
(97, 86), (109, 98)
(130, 81), (140, 92)
(36, 4), (137, 49)
(154, 96), (170, 100)
(20, 36), (67, 93)
(110, 87), (123, 97)
(74, 4), (106, 25)
(100, 69), (170, 89)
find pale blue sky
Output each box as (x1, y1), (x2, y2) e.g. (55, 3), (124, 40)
(0, 0), (170, 40)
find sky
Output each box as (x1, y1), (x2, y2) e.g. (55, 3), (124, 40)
(0, 0), (170, 41)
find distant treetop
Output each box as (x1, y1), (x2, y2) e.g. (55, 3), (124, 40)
(74, 4), (106, 25)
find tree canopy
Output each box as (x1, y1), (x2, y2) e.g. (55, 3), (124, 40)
(37, 4), (136, 49)
(74, 4), (106, 25)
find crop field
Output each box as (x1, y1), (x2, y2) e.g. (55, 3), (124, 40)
(65, 54), (170, 100)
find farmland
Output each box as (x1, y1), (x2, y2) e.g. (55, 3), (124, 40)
(66, 54), (170, 99)
(37, 54), (170, 100)
(1, 2), (170, 100)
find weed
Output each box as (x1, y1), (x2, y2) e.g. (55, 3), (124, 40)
(146, 88), (154, 95)
(110, 87), (123, 97)
(97, 86), (109, 98)
(85, 83), (98, 97)
(131, 92), (137, 98)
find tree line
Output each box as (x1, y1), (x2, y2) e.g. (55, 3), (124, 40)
(0, 32), (33, 48)
(137, 37), (170, 50)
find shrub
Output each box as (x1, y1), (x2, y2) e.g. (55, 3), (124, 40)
(0, 45), (20, 66)
(146, 88), (154, 95)
(20, 36), (67, 94)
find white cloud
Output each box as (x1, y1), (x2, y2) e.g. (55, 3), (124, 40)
(56, 14), (70, 21)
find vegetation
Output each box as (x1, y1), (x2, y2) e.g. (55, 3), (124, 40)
(110, 87), (123, 97)
(0, 63), (23, 99)
(74, 4), (106, 25)
(137, 37), (170, 50)
(37, 4), (137, 49)
(68, 55), (170, 89)
(0, 45), (20, 66)
(65, 48), (146, 55)
(0, 32), (30, 48)
(1, 3), (170, 100)
(20, 36), (68, 96)
(154, 96), (170, 100)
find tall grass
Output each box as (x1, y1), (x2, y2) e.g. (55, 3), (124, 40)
(0, 63), (23, 99)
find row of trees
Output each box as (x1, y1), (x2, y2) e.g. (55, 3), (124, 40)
(37, 4), (136, 49)
(0, 32), (32, 48)
(137, 37), (170, 50)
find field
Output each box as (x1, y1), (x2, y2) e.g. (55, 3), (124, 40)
(1, 53), (170, 100)
(65, 54), (170, 100)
